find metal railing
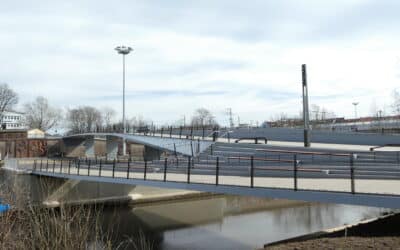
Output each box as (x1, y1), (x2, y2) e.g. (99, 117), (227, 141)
(28, 146), (400, 197)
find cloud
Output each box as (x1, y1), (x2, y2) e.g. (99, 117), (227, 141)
(1, 0), (400, 126)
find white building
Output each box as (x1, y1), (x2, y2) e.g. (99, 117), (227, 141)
(1, 110), (26, 130)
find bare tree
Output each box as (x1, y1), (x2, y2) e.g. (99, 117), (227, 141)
(66, 106), (102, 134)
(101, 107), (116, 129)
(23, 96), (62, 131)
(0, 83), (18, 118)
(392, 90), (400, 114)
(191, 108), (217, 126)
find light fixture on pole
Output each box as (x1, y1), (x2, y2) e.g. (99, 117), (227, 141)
(352, 102), (359, 119)
(115, 45), (133, 156)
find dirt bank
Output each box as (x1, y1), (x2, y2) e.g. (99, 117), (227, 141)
(265, 212), (400, 250)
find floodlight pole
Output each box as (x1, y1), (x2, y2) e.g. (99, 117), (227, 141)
(115, 45), (133, 156)
(302, 64), (310, 147)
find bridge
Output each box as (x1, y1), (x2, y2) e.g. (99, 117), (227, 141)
(9, 132), (400, 209)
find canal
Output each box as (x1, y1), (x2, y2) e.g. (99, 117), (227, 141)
(0, 169), (392, 249)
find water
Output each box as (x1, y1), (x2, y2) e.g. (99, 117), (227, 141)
(0, 169), (392, 249)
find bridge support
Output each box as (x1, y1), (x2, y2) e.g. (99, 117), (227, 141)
(106, 136), (119, 160)
(84, 137), (95, 158)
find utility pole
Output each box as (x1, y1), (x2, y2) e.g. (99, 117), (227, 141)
(302, 64), (310, 147)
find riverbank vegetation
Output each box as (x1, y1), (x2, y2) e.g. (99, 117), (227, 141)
(0, 183), (153, 250)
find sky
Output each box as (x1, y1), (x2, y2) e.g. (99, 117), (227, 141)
(1, 0), (400, 126)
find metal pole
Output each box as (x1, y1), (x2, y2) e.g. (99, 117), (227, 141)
(52, 160), (55, 173)
(60, 159), (63, 173)
(122, 54), (126, 156)
(302, 64), (310, 147)
(68, 160), (71, 175)
(33, 160), (37, 171)
(77, 159), (81, 175)
(46, 159), (49, 172)
(350, 153), (355, 194)
(250, 156), (254, 188)
(112, 159), (116, 178)
(164, 158), (168, 182)
(127, 158), (130, 179)
(294, 155), (298, 191)
(216, 156), (219, 185)
(187, 156), (191, 183)
(40, 159), (43, 171)
(99, 159), (102, 177)
(88, 159), (91, 176)
(144, 160), (147, 180)
(179, 126), (182, 139)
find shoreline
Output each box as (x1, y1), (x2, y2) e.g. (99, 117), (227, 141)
(264, 211), (400, 249)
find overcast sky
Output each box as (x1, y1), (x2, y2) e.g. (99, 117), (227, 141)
(1, 0), (400, 126)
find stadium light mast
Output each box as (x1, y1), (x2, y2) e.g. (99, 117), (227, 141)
(352, 102), (359, 119)
(115, 45), (133, 156)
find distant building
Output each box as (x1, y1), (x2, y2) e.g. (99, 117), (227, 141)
(1, 110), (26, 130)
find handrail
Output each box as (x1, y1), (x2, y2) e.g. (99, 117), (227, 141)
(256, 148), (350, 157)
(227, 156), (297, 164)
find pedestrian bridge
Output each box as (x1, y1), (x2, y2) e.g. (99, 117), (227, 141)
(9, 138), (400, 210)
(62, 133), (214, 158)
(8, 132), (400, 209)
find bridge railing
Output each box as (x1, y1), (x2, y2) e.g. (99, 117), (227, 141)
(29, 148), (400, 197)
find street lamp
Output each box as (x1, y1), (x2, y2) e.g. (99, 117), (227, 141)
(115, 45), (133, 156)
(352, 102), (359, 119)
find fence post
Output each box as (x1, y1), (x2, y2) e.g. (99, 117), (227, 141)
(99, 159), (102, 177)
(60, 159), (63, 174)
(350, 153), (355, 194)
(68, 160), (71, 175)
(77, 159), (81, 175)
(251, 156), (254, 188)
(169, 126), (172, 138)
(164, 158), (168, 182)
(127, 159), (130, 179)
(190, 126), (193, 139)
(216, 157), (219, 185)
(53, 160), (55, 173)
(179, 126), (182, 139)
(161, 128), (164, 138)
(46, 159), (49, 172)
(187, 156), (191, 183)
(294, 155), (298, 191)
(112, 159), (116, 178)
(33, 160), (37, 171)
(40, 159), (43, 171)
(210, 145), (213, 155)
(88, 159), (91, 176)
(144, 160), (147, 180)
(202, 126), (205, 139)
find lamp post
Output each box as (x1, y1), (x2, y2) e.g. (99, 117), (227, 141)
(352, 102), (359, 119)
(115, 45), (133, 156)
